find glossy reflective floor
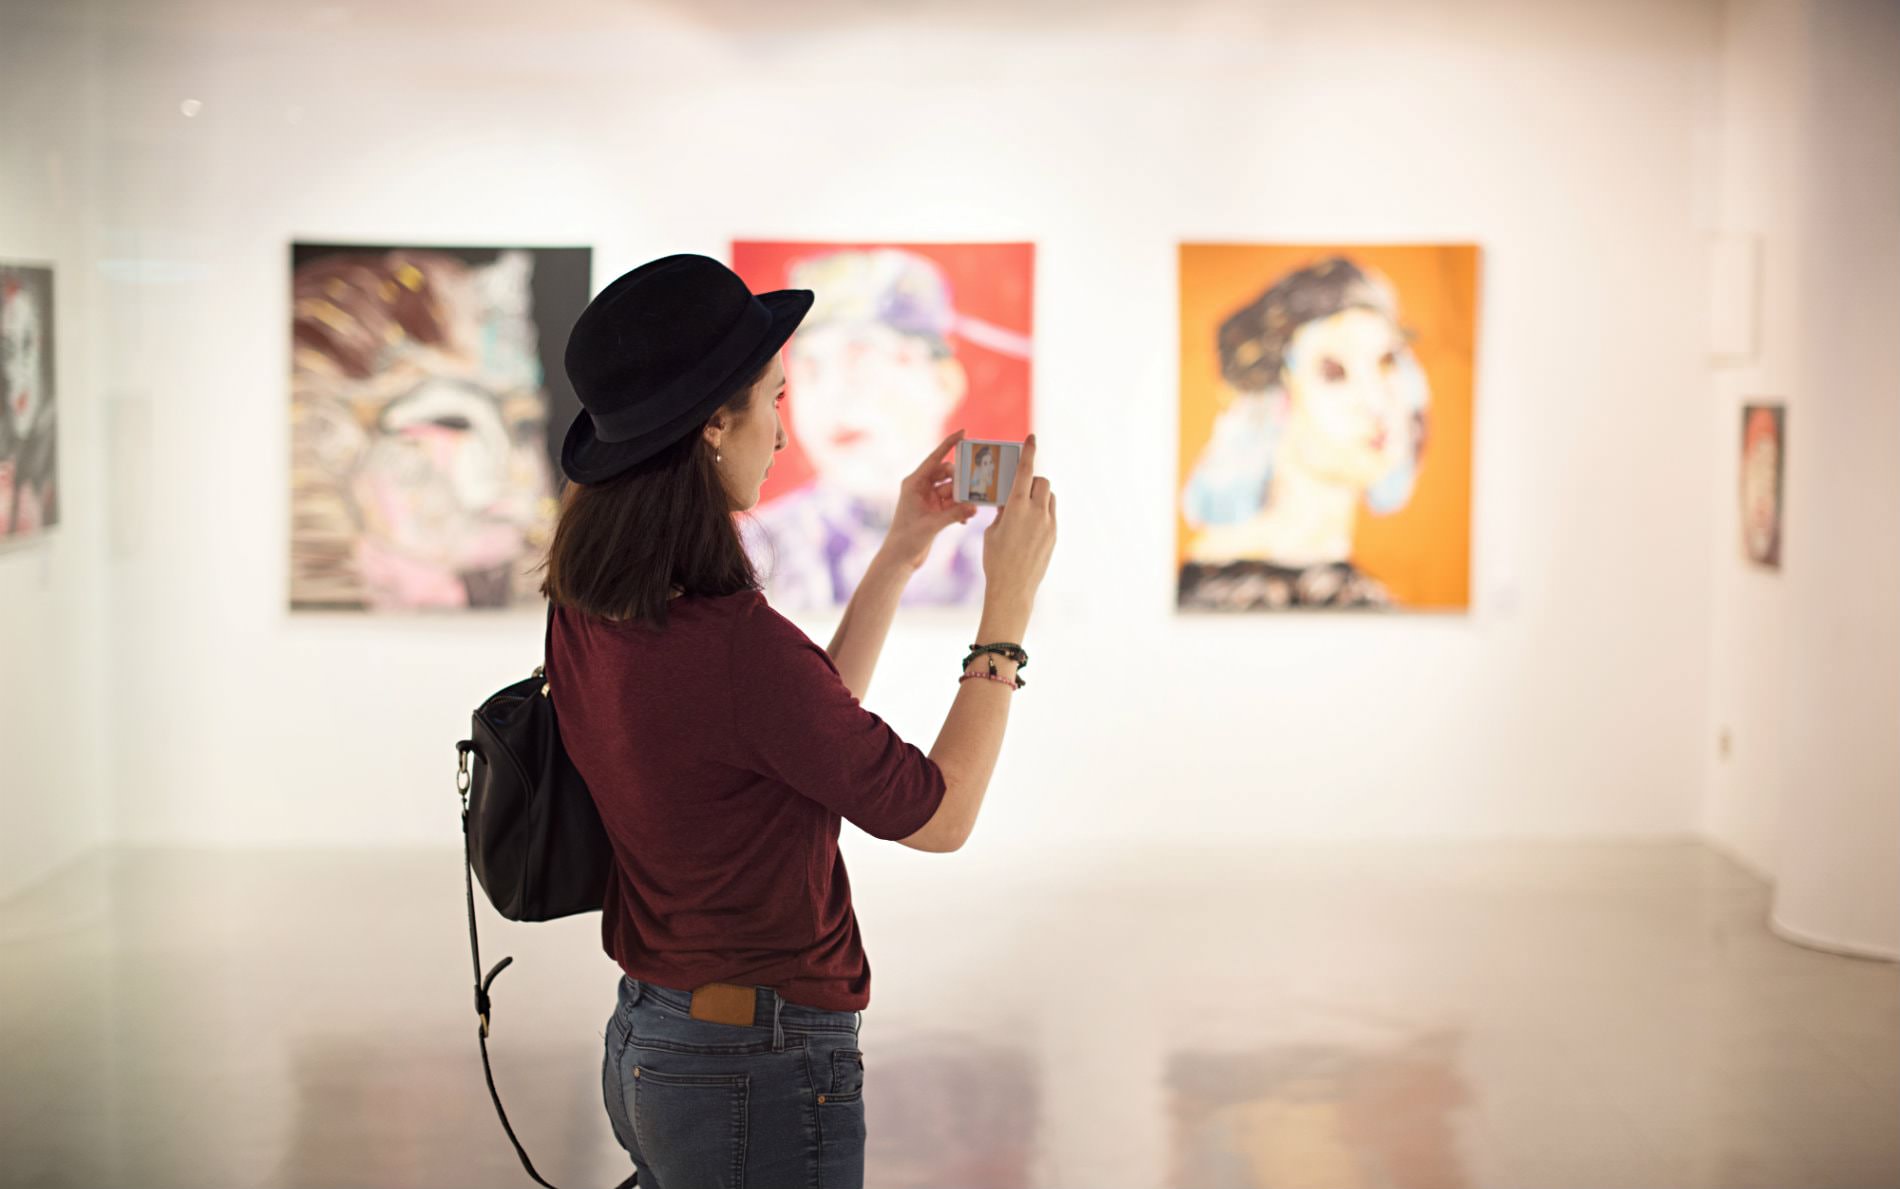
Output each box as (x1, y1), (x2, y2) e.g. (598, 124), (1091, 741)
(1, 841), (1895, 1188)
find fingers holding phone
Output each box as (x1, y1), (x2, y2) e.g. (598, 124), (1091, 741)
(979, 434), (1055, 615)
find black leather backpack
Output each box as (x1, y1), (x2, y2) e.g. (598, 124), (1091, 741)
(456, 601), (633, 1189)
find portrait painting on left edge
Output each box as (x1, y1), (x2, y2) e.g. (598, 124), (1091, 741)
(1, 263), (58, 542)
(289, 244), (590, 611)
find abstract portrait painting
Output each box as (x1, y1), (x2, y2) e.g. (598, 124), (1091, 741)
(1740, 402), (1784, 569)
(731, 241), (1034, 610)
(289, 244), (589, 611)
(0, 263), (57, 542)
(1177, 245), (1478, 612)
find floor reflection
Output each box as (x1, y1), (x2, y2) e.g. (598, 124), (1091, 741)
(281, 1038), (609, 1188)
(1167, 1031), (1469, 1189)
(2, 845), (1894, 1188)
(867, 1033), (1042, 1187)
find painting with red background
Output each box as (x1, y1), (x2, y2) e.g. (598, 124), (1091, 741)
(730, 241), (1034, 502)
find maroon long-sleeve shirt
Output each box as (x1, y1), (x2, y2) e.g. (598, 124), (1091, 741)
(549, 591), (946, 1011)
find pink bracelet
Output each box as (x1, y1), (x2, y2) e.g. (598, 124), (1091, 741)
(959, 672), (1018, 690)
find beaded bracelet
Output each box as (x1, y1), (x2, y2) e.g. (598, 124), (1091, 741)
(960, 672), (1018, 690)
(961, 652), (1026, 690)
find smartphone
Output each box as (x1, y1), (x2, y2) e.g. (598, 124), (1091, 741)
(954, 439), (1022, 507)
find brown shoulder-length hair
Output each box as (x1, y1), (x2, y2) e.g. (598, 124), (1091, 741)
(539, 371), (764, 627)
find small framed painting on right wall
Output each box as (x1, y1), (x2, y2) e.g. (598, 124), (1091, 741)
(1741, 402), (1785, 569)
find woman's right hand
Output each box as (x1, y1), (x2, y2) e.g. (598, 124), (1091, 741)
(922, 434), (1052, 854)
(980, 434), (1056, 626)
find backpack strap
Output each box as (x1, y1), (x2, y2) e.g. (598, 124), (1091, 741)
(459, 732), (637, 1189)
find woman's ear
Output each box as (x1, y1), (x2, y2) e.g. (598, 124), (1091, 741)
(702, 413), (726, 451)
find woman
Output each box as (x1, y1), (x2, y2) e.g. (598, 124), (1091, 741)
(541, 254), (1057, 1187)
(1179, 256), (1427, 610)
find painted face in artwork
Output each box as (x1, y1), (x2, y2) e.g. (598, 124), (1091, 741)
(1279, 307), (1416, 492)
(787, 320), (965, 502)
(350, 378), (551, 602)
(970, 445), (997, 500)
(1, 279), (46, 441)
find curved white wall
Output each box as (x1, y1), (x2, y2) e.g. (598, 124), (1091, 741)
(1769, 0), (1900, 960)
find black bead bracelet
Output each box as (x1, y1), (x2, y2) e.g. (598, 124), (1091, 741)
(960, 642), (1028, 689)
(962, 642), (1028, 667)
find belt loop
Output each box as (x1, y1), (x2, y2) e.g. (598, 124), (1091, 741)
(771, 990), (785, 1052)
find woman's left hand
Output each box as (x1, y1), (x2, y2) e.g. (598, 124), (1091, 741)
(882, 430), (978, 571)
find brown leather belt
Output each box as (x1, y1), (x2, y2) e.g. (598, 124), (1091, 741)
(689, 982), (764, 1027)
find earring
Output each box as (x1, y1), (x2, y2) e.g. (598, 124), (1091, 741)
(716, 452), (723, 462)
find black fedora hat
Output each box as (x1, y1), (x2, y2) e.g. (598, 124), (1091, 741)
(560, 254), (813, 484)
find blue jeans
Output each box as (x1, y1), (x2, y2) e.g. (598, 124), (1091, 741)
(602, 976), (867, 1188)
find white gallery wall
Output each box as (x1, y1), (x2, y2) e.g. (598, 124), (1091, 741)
(1700, 0), (1804, 881)
(1767, 0), (1900, 957)
(1698, 0), (1900, 957)
(9, 0), (1846, 876)
(0, 10), (112, 898)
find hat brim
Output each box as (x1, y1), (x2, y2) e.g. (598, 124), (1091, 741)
(560, 287), (814, 485)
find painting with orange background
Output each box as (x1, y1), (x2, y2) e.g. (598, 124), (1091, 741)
(1177, 245), (1478, 611)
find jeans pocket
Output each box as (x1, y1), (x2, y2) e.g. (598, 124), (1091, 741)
(827, 1048), (865, 1104)
(814, 1043), (866, 1187)
(632, 1065), (751, 1189)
